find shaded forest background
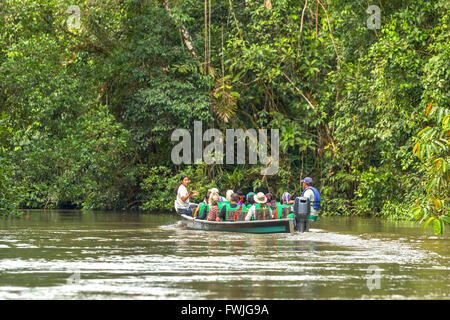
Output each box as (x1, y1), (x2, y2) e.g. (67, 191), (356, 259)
(0, 0), (448, 231)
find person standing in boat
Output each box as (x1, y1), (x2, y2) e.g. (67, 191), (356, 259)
(174, 176), (199, 216)
(300, 177), (321, 221)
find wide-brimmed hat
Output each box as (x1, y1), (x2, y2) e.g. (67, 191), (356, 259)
(254, 192), (267, 204)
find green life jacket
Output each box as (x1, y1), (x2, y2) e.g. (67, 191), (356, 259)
(254, 203), (272, 212)
(254, 203), (265, 210)
(225, 203), (240, 211)
(225, 203), (244, 221)
(275, 203), (292, 219)
(198, 203), (209, 218)
(253, 203), (272, 220)
(199, 202), (226, 219)
(238, 204), (248, 221)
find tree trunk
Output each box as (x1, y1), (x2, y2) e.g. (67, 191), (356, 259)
(164, 1), (198, 59)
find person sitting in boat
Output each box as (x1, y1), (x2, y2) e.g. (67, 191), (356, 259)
(196, 190), (211, 220)
(244, 193), (256, 219)
(207, 193), (221, 221)
(272, 192), (295, 219)
(245, 192), (255, 208)
(265, 193), (276, 208)
(299, 177), (321, 221)
(265, 193), (277, 219)
(245, 192), (269, 221)
(203, 190), (211, 204)
(198, 190), (224, 219)
(236, 190), (245, 206)
(225, 189), (234, 202)
(209, 188), (226, 202)
(174, 176), (199, 216)
(217, 193), (241, 221)
(282, 192), (292, 205)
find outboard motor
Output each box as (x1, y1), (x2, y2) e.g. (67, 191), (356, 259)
(292, 197), (310, 233)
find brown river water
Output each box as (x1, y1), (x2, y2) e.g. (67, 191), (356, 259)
(0, 211), (448, 299)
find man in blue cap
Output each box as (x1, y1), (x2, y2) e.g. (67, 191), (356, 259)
(300, 177), (321, 221)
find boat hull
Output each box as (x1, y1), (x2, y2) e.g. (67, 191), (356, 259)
(179, 214), (297, 234)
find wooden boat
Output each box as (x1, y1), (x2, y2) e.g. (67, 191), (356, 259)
(179, 214), (299, 234)
(178, 197), (313, 234)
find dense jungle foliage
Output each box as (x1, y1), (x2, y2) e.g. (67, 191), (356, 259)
(0, 0), (448, 233)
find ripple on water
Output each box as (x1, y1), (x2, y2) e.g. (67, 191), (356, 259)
(0, 215), (448, 299)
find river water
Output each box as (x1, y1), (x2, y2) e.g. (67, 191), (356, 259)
(0, 211), (448, 299)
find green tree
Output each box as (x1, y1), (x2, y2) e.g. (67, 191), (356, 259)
(411, 14), (449, 234)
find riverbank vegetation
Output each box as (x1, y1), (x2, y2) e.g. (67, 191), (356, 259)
(0, 0), (448, 233)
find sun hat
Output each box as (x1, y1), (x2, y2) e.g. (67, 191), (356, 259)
(254, 192), (267, 204)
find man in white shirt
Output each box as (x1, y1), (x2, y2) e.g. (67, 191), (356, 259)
(174, 176), (198, 216)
